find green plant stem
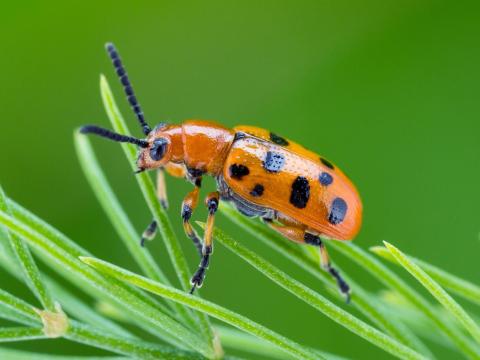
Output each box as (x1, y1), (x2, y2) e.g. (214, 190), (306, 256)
(81, 256), (324, 360)
(330, 241), (480, 359)
(383, 242), (480, 345)
(0, 304), (37, 327)
(216, 325), (350, 360)
(65, 320), (204, 360)
(219, 204), (432, 357)
(0, 209), (213, 358)
(0, 234), (134, 339)
(371, 246), (480, 307)
(380, 290), (463, 351)
(0, 348), (125, 360)
(0, 327), (46, 342)
(0, 287), (202, 359)
(4, 199), (184, 342)
(202, 224), (426, 360)
(46, 280), (135, 339)
(100, 74), (215, 352)
(0, 186), (56, 311)
(0, 288), (40, 322)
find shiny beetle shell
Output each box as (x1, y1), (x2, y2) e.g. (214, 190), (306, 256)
(222, 126), (362, 241)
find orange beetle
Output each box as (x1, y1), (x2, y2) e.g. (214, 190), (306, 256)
(81, 43), (362, 299)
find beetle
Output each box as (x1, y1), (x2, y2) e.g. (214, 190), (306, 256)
(81, 43), (362, 300)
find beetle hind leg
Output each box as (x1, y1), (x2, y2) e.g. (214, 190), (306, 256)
(263, 218), (350, 302)
(314, 235), (351, 302)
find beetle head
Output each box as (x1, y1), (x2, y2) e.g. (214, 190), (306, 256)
(136, 123), (174, 172)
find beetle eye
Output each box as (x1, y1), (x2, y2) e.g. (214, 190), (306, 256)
(149, 138), (168, 161)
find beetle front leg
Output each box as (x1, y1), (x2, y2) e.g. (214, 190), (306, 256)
(140, 169), (168, 246)
(140, 220), (157, 247)
(156, 168), (169, 209)
(181, 178), (203, 256)
(263, 219), (350, 302)
(190, 191), (219, 294)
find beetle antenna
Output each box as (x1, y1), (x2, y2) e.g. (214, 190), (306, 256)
(105, 42), (152, 136)
(80, 125), (149, 148)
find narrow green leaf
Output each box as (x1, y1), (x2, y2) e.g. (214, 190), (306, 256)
(0, 209), (214, 358)
(0, 288), (40, 323)
(47, 281), (135, 339)
(99, 74), (215, 351)
(81, 256), (324, 360)
(0, 238), (133, 339)
(330, 241), (480, 359)
(384, 241), (480, 345)
(0, 327), (45, 342)
(5, 199), (190, 345)
(0, 286), (202, 359)
(0, 186), (55, 311)
(380, 290), (463, 351)
(0, 303), (38, 327)
(0, 348), (125, 360)
(219, 204), (432, 358)
(202, 225), (426, 360)
(216, 325), (350, 360)
(371, 246), (480, 307)
(65, 320), (204, 360)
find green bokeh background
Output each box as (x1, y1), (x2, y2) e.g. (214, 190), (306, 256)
(1, 1), (479, 359)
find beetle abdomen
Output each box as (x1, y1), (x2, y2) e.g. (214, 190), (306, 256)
(222, 129), (362, 240)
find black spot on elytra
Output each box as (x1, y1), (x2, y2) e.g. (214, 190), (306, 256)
(229, 164), (250, 180)
(263, 151), (285, 173)
(318, 172), (333, 186)
(269, 132), (289, 146)
(250, 184), (264, 197)
(328, 197), (347, 225)
(290, 176), (310, 209)
(320, 157), (334, 170)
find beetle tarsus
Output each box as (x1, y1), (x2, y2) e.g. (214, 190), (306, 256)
(140, 219), (157, 247)
(160, 199), (168, 210)
(327, 265), (351, 302)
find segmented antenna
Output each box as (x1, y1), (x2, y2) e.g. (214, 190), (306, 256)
(80, 125), (149, 148)
(105, 43), (151, 135)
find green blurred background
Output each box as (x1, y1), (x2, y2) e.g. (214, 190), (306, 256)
(0, 1), (479, 359)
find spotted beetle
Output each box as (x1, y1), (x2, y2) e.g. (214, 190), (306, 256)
(81, 43), (362, 300)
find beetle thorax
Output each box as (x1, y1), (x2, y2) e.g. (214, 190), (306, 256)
(180, 120), (235, 175)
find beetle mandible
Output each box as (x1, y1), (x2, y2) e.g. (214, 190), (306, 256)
(81, 43), (363, 300)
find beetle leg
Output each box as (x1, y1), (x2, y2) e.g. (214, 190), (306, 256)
(140, 169), (168, 246)
(262, 218), (306, 243)
(315, 237), (350, 302)
(263, 219), (350, 302)
(190, 191), (219, 294)
(164, 162), (187, 178)
(140, 220), (157, 247)
(156, 168), (169, 210)
(141, 165), (186, 247)
(181, 178), (203, 257)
